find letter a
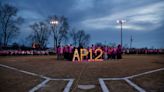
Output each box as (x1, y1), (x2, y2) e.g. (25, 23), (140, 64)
(72, 49), (80, 62)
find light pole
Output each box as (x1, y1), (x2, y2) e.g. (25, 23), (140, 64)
(50, 19), (59, 57)
(50, 20), (59, 26)
(116, 20), (126, 47)
(130, 35), (133, 49)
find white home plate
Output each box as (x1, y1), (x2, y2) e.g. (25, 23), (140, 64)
(78, 85), (95, 90)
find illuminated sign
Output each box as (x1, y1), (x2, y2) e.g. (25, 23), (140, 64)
(72, 48), (103, 62)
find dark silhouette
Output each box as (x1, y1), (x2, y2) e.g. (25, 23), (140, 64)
(70, 29), (90, 47)
(29, 21), (50, 49)
(49, 15), (69, 57)
(0, 3), (23, 47)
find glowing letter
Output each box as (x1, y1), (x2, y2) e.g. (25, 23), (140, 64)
(94, 48), (103, 61)
(88, 49), (94, 61)
(80, 48), (88, 61)
(72, 49), (80, 62)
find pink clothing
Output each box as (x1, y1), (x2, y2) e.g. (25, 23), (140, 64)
(58, 47), (63, 54)
(60, 47), (63, 54)
(104, 47), (108, 53)
(69, 46), (73, 53)
(92, 46), (95, 51)
(108, 48), (112, 54)
(64, 46), (68, 53)
(114, 48), (117, 54)
(114, 48), (117, 51)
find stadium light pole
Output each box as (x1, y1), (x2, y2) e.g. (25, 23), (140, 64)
(50, 19), (59, 57)
(50, 19), (59, 47)
(116, 20), (126, 47)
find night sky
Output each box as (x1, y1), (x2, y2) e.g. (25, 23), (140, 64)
(2, 0), (164, 48)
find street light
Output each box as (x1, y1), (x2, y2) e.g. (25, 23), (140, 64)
(116, 20), (126, 47)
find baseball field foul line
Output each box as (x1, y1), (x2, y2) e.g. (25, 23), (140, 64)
(124, 78), (146, 92)
(99, 78), (109, 92)
(0, 64), (74, 92)
(63, 79), (74, 92)
(126, 68), (164, 79)
(29, 78), (50, 92)
(99, 68), (164, 92)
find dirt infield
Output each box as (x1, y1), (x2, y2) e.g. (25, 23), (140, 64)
(0, 55), (164, 92)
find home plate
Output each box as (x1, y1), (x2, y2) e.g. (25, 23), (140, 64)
(78, 85), (95, 90)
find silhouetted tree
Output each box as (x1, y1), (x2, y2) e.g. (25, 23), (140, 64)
(77, 30), (90, 47)
(70, 29), (90, 47)
(49, 15), (69, 49)
(12, 42), (19, 49)
(0, 3), (23, 47)
(70, 28), (78, 46)
(29, 21), (50, 48)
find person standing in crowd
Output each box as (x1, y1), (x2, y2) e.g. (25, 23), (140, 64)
(59, 45), (64, 59)
(111, 47), (116, 59)
(69, 44), (73, 61)
(117, 44), (122, 59)
(108, 47), (112, 59)
(66, 45), (69, 60)
(104, 46), (108, 60)
(63, 45), (67, 59)
(91, 44), (95, 58)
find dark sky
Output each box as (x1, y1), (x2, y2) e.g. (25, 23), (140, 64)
(2, 0), (164, 48)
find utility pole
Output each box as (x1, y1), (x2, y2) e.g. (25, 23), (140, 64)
(130, 35), (133, 49)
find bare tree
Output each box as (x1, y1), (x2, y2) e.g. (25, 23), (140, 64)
(0, 3), (23, 47)
(70, 28), (78, 46)
(49, 15), (69, 49)
(70, 29), (90, 47)
(77, 30), (90, 47)
(29, 21), (50, 48)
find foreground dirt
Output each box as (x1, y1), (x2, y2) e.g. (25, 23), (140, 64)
(0, 55), (164, 92)
(37, 80), (68, 92)
(105, 80), (138, 92)
(131, 70), (164, 92)
(0, 67), (43, 92)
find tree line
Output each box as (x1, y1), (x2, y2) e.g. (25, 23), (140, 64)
(0, 3), (90, 49)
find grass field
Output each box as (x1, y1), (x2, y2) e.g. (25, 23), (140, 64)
(0, 55), (164, 92)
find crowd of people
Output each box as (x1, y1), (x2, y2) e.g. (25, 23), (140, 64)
(0, 44), (163, 61)
(56, 44), (123, 60)
(0, 50), (49, 56)
(123, 48), (163, 54)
